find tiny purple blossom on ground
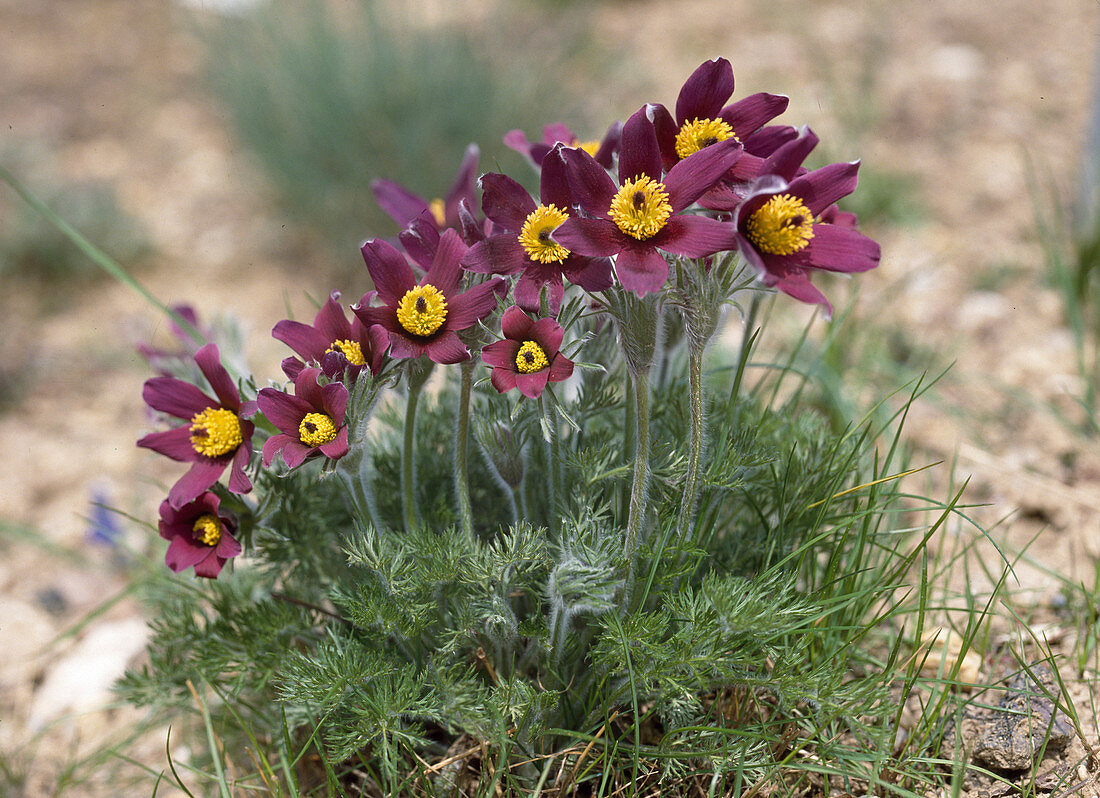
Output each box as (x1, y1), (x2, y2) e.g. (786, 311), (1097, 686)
(354, 229), (506, 364)
(734, 160), (881, 314)
(462, 151), (612, 315)
(137, 343), (256, 509)
(273, 290), (389, 382)
(258, 367), (350, 469)
(158, 491), (242, 579)
(482, 306), (574, 399)
(552, 106), (743, 295)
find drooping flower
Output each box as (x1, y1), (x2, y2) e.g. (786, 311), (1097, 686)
(372, 144), (481, 233)
(462, 150), (612, 314)
(552, 106), (743, 295)
(481, 306), (574, 399)
(158, 491), (241, 579)
(353, 229), (506, 364)
(504, 121), (621, 170)
(138, 343), (256, 509)
(273, 290), (389, 382)
(650, 58), (790, 174)
(257, 367), (350, 469)
(735, 161), (881, 314)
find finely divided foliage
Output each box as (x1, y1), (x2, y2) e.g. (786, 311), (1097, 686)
(116, 58), (987, 797)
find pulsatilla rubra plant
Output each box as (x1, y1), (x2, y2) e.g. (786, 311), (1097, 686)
(120, 57), (956, 798)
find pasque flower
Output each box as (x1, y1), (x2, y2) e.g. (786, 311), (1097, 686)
(651, 57), (789, 175)
(138, 343), (256, 509)
(372, 144), (481, 232)
(258, 367), (350, 469)
(462, 151), (612, 315)
(504, 121), (621, 170)
(354, 228), (506, 364)
(482, 306), (574, 399)
(735, 161), (881, 314)
(158, 491), (241, 578)
(552, 106), (743, 295)
(273, 290), (389, 382)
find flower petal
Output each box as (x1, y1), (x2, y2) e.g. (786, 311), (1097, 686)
(361, 239), (416, 306)
(272, 319), (329, 362)
(516, 368), (550, 399)
(195, 343), (239, 409)
(664, 138), (743, 211)
(424, 331), (470, 364)
(319, 426), (349, 460)
(515, 264), (565, 315)
(500, 305), (535, 340)
(168, 459), (226, 509)
(480, 173), (536, 231)
(618, 106), (663, 183)
(445, 277), (506, 331)
(548, 353), (574, 382)
(557, 145), (617, 216)
(257, 388), (310, 435)
(794, 224), (880, 273)
(227, 440), (253, 495)
(655, 215), (739, 258)
(281, 440), (313, 470)
(759, 126), (819, 183)
(552, 218), (624, 258)
(676, 57), (735, 124)
(482, 338), (521, 369)
(443, 143), (480, 226)
(137, 426), (195, 461)
(720, 92), (789, 138)
(789, 161), (861, 216)
(262, 434), (292, 467)
(529, 316), (564, 354)
(313, 291), (352, 343)
(371, 178), (429, 228)
(461, 236), (527, 276)
(423, 228), (467, 296)
(192, 553), (226, 579)
(615, 245), (670, 296)
(143, 377), (214, 420)
(165, 534), (211, 572)
(320, 381), (349, 423)
(490, 366), (518, 394)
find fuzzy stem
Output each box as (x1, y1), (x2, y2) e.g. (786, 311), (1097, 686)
(540, 397), (560, 536)
(454, 360), (475, 537)
(676, 342), (707, 545)
(402, 379), (424, 534)
(624, 365), (651, 559)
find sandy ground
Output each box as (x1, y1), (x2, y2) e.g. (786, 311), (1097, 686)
(2, 0), (1099, 795)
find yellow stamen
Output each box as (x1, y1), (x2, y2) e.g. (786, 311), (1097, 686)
(192, 514), (222, 547)
(299, 412), (338, 447)
(609, 175), (672, 240)
(518, 204), (571, 264)
(429, 198), (446, 227)
(745, 194), (815, 255)
(396, 284), (448, 337)
(515, 341), (549, 373)
(574, 138), (601, 156)
(675, 118), (738, 160)
(189, 407), (243, 458)
(326, 339), (366, 366)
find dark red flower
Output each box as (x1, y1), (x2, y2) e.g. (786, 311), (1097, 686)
(734, 161), (881, 314)
(353, 229), (506, 364)
(650, 58), (789, 174)
(461, 151), (612, 315)
(481, 306), (574, 399)
(552, 106), (743, 295)
(258, 367), (350, 469)
(158, 491), (242, 579)
(371, 144), (481, 233)
(273, 290), (389, 382)
(138, 343), (256, 509)
(698, 126), (821, 212)
(504, 120), (621, 170)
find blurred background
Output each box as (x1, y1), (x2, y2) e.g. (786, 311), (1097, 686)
(0, 0), (1097, 793)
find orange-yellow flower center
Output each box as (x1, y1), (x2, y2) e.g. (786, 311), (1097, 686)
(609, 175), (672, 240)
(396, 284), (448, 337)
(675, 118), (738, 160)
(745, 193), (815, 256)
(573, 138), (601, 156)
(518, 204), (571, 264)
(515, 341), (549, 373)
(189, 407), (243, 458)
(326, 338), (366, 366)
(192, 513), (222, 547)
(429, 198), (446, 227)
(299, 412), (338, 447)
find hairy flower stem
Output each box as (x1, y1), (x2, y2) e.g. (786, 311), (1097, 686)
(624, 365), (651, 559)
(675, 343), (706, 545)
(402, 359), (433, 533)
(454, 360), (475, 537)
(539, 397), (560, 536)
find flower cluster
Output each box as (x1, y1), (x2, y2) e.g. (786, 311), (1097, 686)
(136, 56), (880, 579)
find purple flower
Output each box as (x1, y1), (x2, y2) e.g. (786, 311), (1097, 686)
(372, 144), (481, 233)
(136, 303), (209, 377)
(552, 106), (743, 295)
(273, 290), (389, 382)
(651, 58), (789, 174)
(461, 152), (612, 315)
(258, 367), (350, 469)
(138, 343), (256, 509)
(504, 121), (621, 170)
(158, 491), (242, 579)
(699, 126), (821, 213)
(481, 306), (574, 399)
(735, 162), (881, 314)
(353, 229), (506, 364)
